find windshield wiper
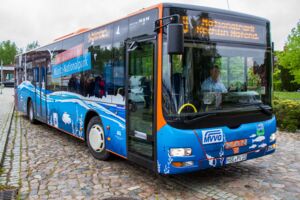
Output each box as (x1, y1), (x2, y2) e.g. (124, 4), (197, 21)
(183, 113), (217, 124)
(166, 112), (216, 123)
(237, 103), (272, 116)
(257, 104), (273, 116)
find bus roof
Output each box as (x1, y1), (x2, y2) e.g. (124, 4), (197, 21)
(16, 3), (162, 57)
(163, 3), (269, 23)
(17, 3), (269, 57)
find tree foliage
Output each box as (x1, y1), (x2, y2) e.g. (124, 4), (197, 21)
(273, 56), (282, 91)
(0, 40), (18, 65)
(278, 20), (300, 84)
(26, 41), (40, 52)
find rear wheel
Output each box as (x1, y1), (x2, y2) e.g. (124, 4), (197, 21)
(86, 116), (110, 160)
(27, 100), (37, 124)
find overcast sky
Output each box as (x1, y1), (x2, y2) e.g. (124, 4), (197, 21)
(0, 0), (298, 50)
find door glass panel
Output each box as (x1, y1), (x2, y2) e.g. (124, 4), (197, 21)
(128, 41), (154, 159)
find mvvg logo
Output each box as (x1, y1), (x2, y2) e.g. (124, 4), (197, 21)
(202, 129), (224, 145)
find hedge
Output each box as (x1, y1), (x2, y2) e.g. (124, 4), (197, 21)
(273, 99), (300, 132)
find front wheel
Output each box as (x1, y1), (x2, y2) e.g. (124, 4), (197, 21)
(27, 100), (37, 124)
(86, 116), (110, 160)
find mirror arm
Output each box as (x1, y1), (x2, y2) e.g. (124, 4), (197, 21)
(154, 14), (180, 33)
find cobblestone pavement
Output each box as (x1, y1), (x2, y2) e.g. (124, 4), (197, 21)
(1, 89), (300, 200)
(0, 111), (21, 188)
(174, 132), (300, 200)
(0, 88), (15, 183)
(15, 115), (300, 200)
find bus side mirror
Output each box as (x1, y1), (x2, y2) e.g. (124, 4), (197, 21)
(167, 23), (184, 55)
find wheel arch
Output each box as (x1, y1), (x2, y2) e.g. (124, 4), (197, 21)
(84, 110), (100, 141)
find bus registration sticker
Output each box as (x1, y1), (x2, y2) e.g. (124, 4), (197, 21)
(202, 129), (223, 145)
(226, 154), (247, 164)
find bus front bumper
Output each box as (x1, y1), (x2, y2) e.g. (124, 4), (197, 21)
(156, 116), (277, 174)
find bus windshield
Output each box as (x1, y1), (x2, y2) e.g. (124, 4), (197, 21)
(162, 42), (271, 119)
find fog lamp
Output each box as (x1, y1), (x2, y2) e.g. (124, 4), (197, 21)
(270, 133), (276, 142)
(169, 148), (192, 157)
(267, 144), (276, 152)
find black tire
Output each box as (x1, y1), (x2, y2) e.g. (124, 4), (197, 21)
(27, 100), (37, 124)
(86, 116), (110, 160)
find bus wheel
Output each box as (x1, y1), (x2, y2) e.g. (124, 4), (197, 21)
(28, 100), (37, 124)
(86, 116), (110, 160)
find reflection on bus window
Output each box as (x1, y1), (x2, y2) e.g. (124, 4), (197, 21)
(163, 43), (269, 115)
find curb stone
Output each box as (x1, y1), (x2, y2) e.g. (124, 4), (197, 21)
(0, 104), (15, 168)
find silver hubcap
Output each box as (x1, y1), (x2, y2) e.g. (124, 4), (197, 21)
(89, 124), (105, 152)
(29, 104), (33, 120)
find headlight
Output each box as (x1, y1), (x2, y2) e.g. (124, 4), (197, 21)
(270, 133), (276, 142)
(169, 148), (192, 157)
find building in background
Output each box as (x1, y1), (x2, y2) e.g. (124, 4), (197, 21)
(0, 65), (15, 87)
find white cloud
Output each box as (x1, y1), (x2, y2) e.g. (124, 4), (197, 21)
(0, 0), (298, 50)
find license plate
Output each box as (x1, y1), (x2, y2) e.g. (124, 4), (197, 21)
(226, 154), (247, 164)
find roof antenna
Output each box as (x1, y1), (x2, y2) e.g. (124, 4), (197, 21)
(227, 0), (231, 10)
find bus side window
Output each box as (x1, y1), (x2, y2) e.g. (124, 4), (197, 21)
(83, 25), (114, 100)
(46, 42), (63, 92)
(112, 43), (125, 97)
(60, 35), (84, 95)
(112, 20), (128, 99)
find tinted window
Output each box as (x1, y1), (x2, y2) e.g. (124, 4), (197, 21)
(129, 9), (158, 38)
(61, 35), (84, 93)
(83, 25), (113, 99)
(47, 42), (63, 91)
(25, 53), (34, 84)
(112, 19), (128, 97)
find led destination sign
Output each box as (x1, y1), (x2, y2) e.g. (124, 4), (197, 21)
(182, 15), (266, 44)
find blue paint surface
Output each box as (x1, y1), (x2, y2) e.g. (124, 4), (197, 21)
(156, 117), (276, 174)
(52, 53), (92, 78)
(16, 81), (127, 158)
(17, 81), (277, 174)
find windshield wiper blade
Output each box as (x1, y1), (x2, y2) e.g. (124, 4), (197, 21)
(184, 113), (217, 124)
(237, 103), (272, 116)
(257, 104), (272, 116)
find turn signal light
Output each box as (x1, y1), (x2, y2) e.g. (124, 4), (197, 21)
(172, 162), (184, 167)
(172, 161), (194, 167)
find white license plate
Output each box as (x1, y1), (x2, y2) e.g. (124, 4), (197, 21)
(226, 154), (247, 164)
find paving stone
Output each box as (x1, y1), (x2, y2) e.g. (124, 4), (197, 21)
(128, 185), (141, 191)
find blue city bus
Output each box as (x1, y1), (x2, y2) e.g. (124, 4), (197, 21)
(15, 3), (277, 174)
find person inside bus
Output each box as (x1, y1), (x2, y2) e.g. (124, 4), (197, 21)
(201, 65), (227, 110)
(68, 74), (79, 93)
(94, 75), (106, 98)
(85, 74), (95, 97)
(201, 65), (227, 93)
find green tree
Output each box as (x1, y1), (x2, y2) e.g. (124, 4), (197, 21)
(278, 20), (300, 85)
(279, 65), (300, 91)
(26, 41), (39, 52)
(273, 51), (282, 91)
(0, 40), (18, 65)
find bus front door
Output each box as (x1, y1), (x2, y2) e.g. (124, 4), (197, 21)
(126, 39), (155, 169)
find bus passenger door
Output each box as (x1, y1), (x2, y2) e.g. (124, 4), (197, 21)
(126, 38), (155, 169)
(34, 64), (47, 122)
